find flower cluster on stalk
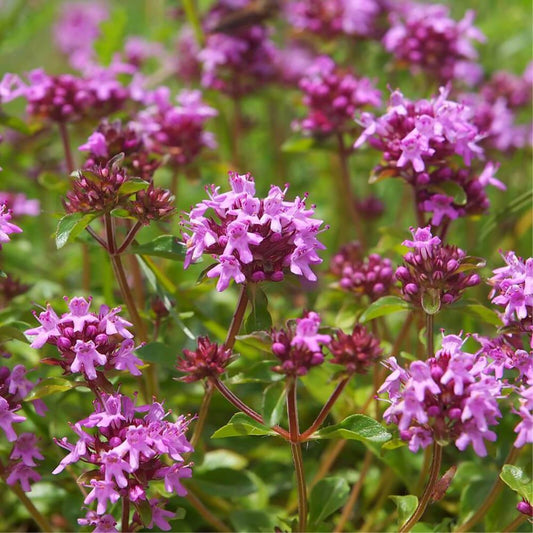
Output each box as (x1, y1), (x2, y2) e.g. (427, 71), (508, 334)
(271, 311), (332, 376)
(285, 0), (387, 39)
(24, 296), (144, 382)
(380, 333), (502, 455)
(182, 172), (327, 291)
(355, 87), (502, 227)
(330, 241), (394, 300)
(396, 226), (481, 312)
(383, 3), (485, 85)
(294, 55), (381, 136)
(0, 363), (46, 492)
(53, 392), (193, 530)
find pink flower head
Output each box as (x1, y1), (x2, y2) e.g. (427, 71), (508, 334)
(403, 226), (441, 260)
(0, 204), (22, 245)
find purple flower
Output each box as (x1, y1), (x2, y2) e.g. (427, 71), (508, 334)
(10, 433), (44, 467)
(291, 311), (332, 353)
(381, 332), (502, 456)
(183, 172), (327, 291)
(6, 462), (41, 492)
(0, 205), (22, 245)
(402, 226), (441, 259)
(0, 397), (26, 441)
(0, 73), (26, 103)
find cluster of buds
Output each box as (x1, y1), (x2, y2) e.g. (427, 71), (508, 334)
(24, 296), (143, 382)
(285, 0), (386, 39)
(383, 4), (485, 85)
(355, 87), (501, 227)
(0, 204), (22, 248)
(271, 311), (331, 376)
(79, 120), (160, 181)
(176, 336), (232, 383)
(0, 363), (46, 492)
(329, 324), (382, 375)
(24, 68), (128, 123)
(0, 274), (31, 308)
(488, 251), (533, 341)
(396, 227), (481, 313)
(198, 2), (277, 97)
(330, 241), (394, 300)
(294, 55), (381, 136)
(182, 172), (327, 291)
(64, 158), (174, 225)
(134, 89), (217, 167)
(380, 333), (502, 455)
(53, 392), (193, 529)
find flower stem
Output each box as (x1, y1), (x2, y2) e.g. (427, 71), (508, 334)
(287, 378), (307, 532)
(121, 497), (130, 532)
(399, 442), (443, 533)
(454, 446), (520, 532)
(116, 221), (143, 254)
(426, 312), (434, 359)
(0, 458), (53, 532)
(210, 377), (290, 439)
(502, 513), (529, 532)
(334, 449), (374, 532)
(300, 377), (350, 440)
(58, 122), (75, 174)
(185, 489), (231, 532)
(336, 132), (366, 248)
(224, 284), (249, 350)
(190, 380), (214, 449)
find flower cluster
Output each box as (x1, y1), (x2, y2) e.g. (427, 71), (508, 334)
(0, 363), (46, 492)
(79, 120), (160, 181)
(488, 251), (532, 339)
(383, 4), (485, 85)
(134, 88), (217, 167)
(198, 2), (277, 96)
(25, 297), (143, 382)
(396, 227), (480, 312)
(329, 324), (381, 375)
(0, 274), (31, 308)
(177, 336), (232, 383)
(53, 1), (108, 70)
(64, 160), (174, 224)
(380, 333), (502, 455)
(0, 192), (39, 217)
(286, 0), (386, 39)
(0, 204), (22, 247)
(294, 55), (381, 136)
(330, 241), (394, 300)
(271, 311), (331, 376)
(182, 172), (327, 291)
(24, 68), (128, 124)
(355, 87), (501, 226)
(53, 392), (193, 529)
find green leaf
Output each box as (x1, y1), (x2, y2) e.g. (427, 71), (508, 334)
(463, 303), (501, 327)
(130, 235), (186, 261)
(0, 324), (30, 342)
(134, 498), (152, 529)
(500, 465), (533, 502)
(390, 495), (418, 525)
(281, 136), (314, 153)
(110, 208), (136, 219)
(359, 296), (410, 323)
(198, 449), (248, 472)
(313, 415), (391, 443)
(235, 331), (272, 353)
(0, 110), (32, 135)
(194, 468), (256, 497)
(55, 213), (97, 249)
(211, 413), (277, 438)
(421, 288), (441, 315)
(229, 510), (278, 532)
(245, 285), (272, 333)
(94, 8), (127, 65)
(381, 439), (407, 451)
(119, 178), (149, 195)
(136, 342), (175, 368)
(38, 172), (69, 192)
(26, 377), (74, 400)
(455, 256), (486, 273)
(309, 477), (350, 527)
(459, 479), (493, 522)
(261, 381), (286, 428)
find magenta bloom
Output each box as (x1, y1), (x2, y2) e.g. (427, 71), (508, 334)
(294, 55), (381, 135)
(25, 297), (143, 380)
(380, 333), (502, 456)
(383, 4), (485, 85)
(54, 392), (193, 523)
(182, 172), (327, 291)
(0, 204), (22, 245)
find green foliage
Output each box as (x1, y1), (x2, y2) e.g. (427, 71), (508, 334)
(359, 296), (411, 323)
(130, 235), (186, 261)
(313, 415), (391, 443)
(309, 477), (350, 528)
(211, 413), (277, 438)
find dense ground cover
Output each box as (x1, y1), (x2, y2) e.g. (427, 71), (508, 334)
(0, 0), (531, 531)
